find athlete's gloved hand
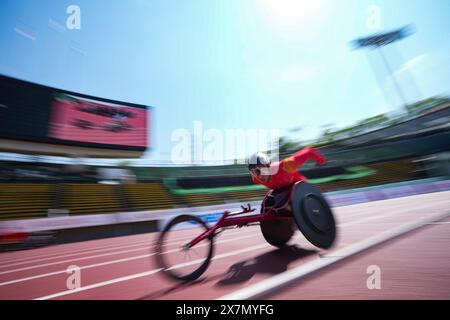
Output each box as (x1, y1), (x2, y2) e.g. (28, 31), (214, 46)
(308, 147), (326, 166)
(316, 155), (326, 166)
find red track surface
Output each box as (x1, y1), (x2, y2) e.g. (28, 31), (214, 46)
(0, 191), (449, 300)
(269, 216), (450, 299)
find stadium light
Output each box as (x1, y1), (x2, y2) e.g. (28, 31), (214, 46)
(351, 26), (415, 112)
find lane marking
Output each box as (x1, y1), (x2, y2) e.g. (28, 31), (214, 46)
(33, 243), (268, 300)
(335, 199), (450, 221)
(0, 223), (259, 266)
(337, 215), (387, 227)
(0, 241), (153, 269)
(0, 238), (154, 265)
(0, 227), (258, 269)
(426, 222), (450, 225)
(0, 233), (261, 285)
(217, 210), (450, 300)
(0, 233), (189, 264)
(0, 247), (151, 276)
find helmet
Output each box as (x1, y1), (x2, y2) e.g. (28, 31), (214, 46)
(247, 152), (271, 171)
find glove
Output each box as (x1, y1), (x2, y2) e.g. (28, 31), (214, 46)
(316, 156), (327, 166)
(315, 154), (326, 166)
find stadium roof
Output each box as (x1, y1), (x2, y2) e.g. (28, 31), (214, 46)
(325, 104), (450, 150)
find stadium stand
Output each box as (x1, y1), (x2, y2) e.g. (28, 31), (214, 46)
(61, 183), (121, 215)
(222, 189), (267, 202)
(177, 193), (224, 207)
(123, 182), (178, 210)
(0, 183), (54, 220)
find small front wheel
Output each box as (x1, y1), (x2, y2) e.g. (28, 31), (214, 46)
(155, 215), (214, 281)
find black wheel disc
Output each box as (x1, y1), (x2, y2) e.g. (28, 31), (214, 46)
(302, 194), (333, 233)
(292, 183), (337, 249)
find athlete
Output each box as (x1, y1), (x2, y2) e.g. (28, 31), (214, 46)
(248, 146), (326, 190)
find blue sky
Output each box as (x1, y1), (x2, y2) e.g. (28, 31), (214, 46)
(0, 0), (449, 164)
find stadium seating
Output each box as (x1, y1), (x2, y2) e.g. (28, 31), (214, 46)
(123, 182), (178, 210)
(222, 189), (268, 202)
(177, 193), (223, 207)
(0, 183), (54, 220)
(61, 183), (121, 215)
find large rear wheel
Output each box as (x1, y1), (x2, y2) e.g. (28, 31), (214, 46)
(260, 219), (294, 247)
(291, 183), (336, 249)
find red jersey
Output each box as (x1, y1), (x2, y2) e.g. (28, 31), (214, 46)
(251, 146), (326, 190)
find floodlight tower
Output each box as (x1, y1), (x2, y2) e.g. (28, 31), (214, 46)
(351, 26), (414, 112)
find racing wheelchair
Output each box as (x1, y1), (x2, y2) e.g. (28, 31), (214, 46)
(155, 182), (336, 281)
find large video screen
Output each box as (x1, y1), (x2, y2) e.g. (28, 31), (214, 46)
(0, 75), (149, 151)
(48, 93), (147, 148)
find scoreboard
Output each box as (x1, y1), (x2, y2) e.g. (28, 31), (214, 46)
(0, 75), (149, 155)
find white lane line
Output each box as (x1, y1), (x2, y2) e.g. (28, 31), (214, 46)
(0, 232), (189, 265)
(0, 246), (151, 276)
(426, 222), (450, 225)
(0, 238), (154, 265)
(217, 210), (450, 300)
(335, 198), (450, 221)
(0, 241), (153, 269)
(33, 243), (269, 300)
(337, 215), (387, 228)
(0, 223), (258, 266)
(0, 227), (257, 269)
(337, 207), (400, 220)
(0, 233), (261, 285)
(0, 254), (153, 287)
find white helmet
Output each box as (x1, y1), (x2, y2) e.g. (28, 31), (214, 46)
(247, 152), (271, 171)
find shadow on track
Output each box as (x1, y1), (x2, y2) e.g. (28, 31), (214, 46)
(137, 244), (317, 299)
(215, 245), (318, 286)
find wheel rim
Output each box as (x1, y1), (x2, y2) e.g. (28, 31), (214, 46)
(156, 215), (213, 281)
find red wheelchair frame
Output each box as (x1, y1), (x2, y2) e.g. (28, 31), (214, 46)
(186, 187), (293, 249)
(155, 181), (336, 282)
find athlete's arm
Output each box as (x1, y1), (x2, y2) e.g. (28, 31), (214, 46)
(281, 146), (326, 173)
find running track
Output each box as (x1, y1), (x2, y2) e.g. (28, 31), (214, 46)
(0, 191), (449, 300)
